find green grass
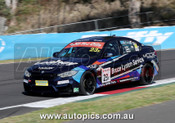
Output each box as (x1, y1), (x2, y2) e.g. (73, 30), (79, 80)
(0, 0), (10, 17)
(0, 57), (48, 64)
(1, 83), (175, 123)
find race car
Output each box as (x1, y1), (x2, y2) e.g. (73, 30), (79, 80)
(23, 36), (159, 95)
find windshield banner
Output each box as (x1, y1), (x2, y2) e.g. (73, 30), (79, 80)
(64, 42), (105, 49)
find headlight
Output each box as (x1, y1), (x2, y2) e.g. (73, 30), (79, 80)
(57, 71), (78, 78)
(24, 70), (31, 77)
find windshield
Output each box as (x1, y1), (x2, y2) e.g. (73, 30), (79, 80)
(58, 42), (105, 58)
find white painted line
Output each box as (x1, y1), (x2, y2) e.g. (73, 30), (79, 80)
(0, 60), (39, 65)
(0, 94), (106, 111)
(146, 77), (175, 87)
(0, 104), (25, 111)
(23, 94), (106, 108)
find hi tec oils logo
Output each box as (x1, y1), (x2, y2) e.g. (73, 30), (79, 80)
(126, 30), (173, 45)
(0, 38), (5, 53)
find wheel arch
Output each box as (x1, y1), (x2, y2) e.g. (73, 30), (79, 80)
(144, 61), (153, 67)
(89, 70), (97, 79)
(139, 61), (155, 85)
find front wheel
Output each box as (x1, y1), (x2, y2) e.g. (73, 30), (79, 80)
(80, 71), (96, 95)
(139, 63), (154, 85)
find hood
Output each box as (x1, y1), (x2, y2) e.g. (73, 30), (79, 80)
(29, 57), (96, 73)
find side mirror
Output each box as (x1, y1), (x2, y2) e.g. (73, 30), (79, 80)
(104, 53), (113, 58)
(53, 52), (60, 57)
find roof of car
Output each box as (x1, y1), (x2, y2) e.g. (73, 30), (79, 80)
(73, 36), (135, 43)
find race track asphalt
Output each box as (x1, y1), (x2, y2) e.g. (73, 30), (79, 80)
(0, 49), (175, 119)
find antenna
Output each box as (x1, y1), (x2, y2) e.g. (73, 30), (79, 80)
(110, 32), (116, 37)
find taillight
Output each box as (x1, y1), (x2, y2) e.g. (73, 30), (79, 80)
(154, 50), (157, 56)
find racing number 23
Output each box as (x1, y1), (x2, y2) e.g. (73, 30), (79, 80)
(89, 47), (100, 52)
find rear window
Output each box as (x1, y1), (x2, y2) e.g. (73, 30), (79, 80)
(120, 40), (140, 53)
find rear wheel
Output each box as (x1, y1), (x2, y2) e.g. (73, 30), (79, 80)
(139, 63), (154, 85)
(80, 71), (96, 95)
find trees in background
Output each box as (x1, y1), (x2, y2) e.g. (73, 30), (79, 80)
(5, 0), (18, 14)
(1, 0), (173, 34)
(128, 0), (141, 28)
(4, 0), (18, 26)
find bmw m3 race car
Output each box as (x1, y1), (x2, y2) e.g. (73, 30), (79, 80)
(23, 36), (159, 95)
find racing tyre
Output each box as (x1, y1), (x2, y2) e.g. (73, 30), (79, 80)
(139, 63), (154, 85)
(80, 71), (96, 95)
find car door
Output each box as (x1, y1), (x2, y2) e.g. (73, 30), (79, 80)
(111, 38), (143, 82)
(98, 40), (121, 86)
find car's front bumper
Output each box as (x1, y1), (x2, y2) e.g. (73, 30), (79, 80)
(23, 78), (80, 94)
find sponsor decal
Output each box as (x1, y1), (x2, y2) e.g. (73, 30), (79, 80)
(143, 52), (156, 59)
(133, 42), (139, 51)
(0, 38), (5, 53)
(35, 80), (48, 86)
(87, 64), (99, 69)
(99, 81), (117, 87)
(132, 57), (144, 65)
(35, 60), (78, 66)
(119, 77), (138, 82)
(126, 30), (173, 45)
(102, 67), (111, 83)
(64, 42), (105, 49)
(73, 88), (79, 93)
(111, 65), (142, 80)
(89, 47), (101, 52)
(38, 67), (54, 70)
(57, 80), (69, 85)
(112, 67), (122, 75)
(112, 57), (144, 75)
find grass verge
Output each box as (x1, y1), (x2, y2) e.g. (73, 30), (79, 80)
(1, 83), (175, 123)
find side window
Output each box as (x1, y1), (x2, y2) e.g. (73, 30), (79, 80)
(103, 41), (120, 57)
(120, 40), (139, 54)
